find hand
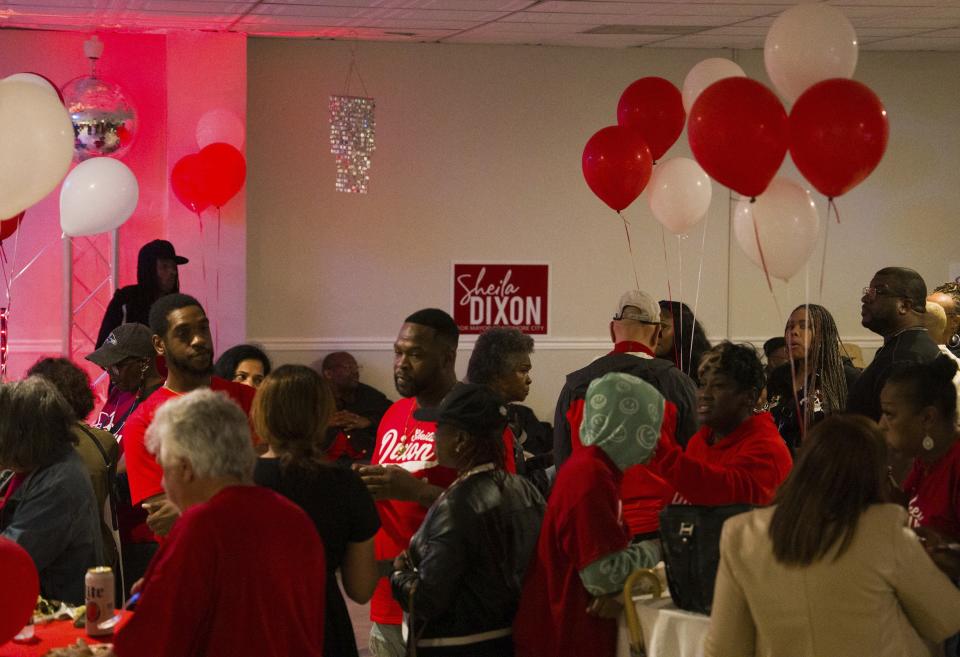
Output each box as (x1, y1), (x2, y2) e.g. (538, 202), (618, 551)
(143, 497), (180, 537)
(356, 464), (427, 502)
(130, 578), (145, 595)
(330, 410), (372, 431)
(393, 551), (411, 572)
(586, 594), (623, 619)
(916, 525), (960, 578)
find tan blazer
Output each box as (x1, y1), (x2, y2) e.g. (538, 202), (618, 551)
(706, 504), (960, 657)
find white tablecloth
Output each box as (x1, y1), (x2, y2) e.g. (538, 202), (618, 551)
(616, 596), (711, 657)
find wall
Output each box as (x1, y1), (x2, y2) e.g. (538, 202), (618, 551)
(0, 30), (246, 388)
(243, 40), (960, 419)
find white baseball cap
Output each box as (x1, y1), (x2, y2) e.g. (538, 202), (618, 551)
(613, 290), (661, 324)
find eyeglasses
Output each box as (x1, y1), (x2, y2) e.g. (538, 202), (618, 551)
(862, 286), (901, 301)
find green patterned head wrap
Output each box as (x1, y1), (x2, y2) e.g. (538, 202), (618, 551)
(580, 372), (665, 471)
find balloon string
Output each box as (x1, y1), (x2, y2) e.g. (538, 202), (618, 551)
(830, 197), (840, 224)
(677, 234), (684, 374)
(197, 211), (207, 306)
(751, 211), (782, 318)
(10, 237), (56, 287)
(690, 212), (709, 373)
(216, 207), (222, 348)
(818, 200), (832, 298)
(751, 211), (775, 296)
(619, 212), (640, 290)
(5, 221), (23, 310)
(660, 224), (674, 329)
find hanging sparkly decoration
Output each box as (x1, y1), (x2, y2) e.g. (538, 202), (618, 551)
(61, 36), (137, 161)
(329, 95), (376, 194)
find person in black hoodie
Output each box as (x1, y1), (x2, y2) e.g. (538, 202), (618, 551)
(96, 240), (189, 348)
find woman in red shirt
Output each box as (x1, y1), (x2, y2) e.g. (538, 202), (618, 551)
(880, 355), (960, 579)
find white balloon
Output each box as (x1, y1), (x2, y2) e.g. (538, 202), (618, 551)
(648, 158), (712, 235)
(3, 73), (60, 100)
(764, 3), (858, 103)
(733, 177), (820, 281)
(0, 80), (75, 218)
(682, 58), (746, 114)
(60, 157), (139, 237)
(196, 108), (245, 150)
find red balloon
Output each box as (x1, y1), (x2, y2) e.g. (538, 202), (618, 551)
(171, 154), (211, 214)
(199, 142), (246, 209)
(688, 77), (789, 198)
(0, 537), (39, 646)
(582, 126), (653, 213)
(0, 212), (25, 242)
(790, 79), (889, 198)
(617, 77), (686, 161)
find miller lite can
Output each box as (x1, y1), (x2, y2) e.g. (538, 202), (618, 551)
(85, 566), (115, 636)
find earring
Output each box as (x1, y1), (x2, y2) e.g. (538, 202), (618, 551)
(455, 443), (464, 454)
(922, 435), (935, 451)
(950, 334), (960, 349)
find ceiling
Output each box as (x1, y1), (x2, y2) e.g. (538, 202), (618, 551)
(2, 0), (959, 51)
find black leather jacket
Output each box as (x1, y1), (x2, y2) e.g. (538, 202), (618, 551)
(391, 468), (545, 644)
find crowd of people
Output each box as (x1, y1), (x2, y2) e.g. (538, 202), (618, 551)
(2, 240), (960, 657)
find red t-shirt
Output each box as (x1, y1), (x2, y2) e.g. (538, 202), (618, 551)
(514, 445), (630, 657)
(368, 396), (517, 624)
(123, 377), (255, 506)
(370, 397), (457, 624)
(114, 486), (325, 657)
(651, 412), (793, 506)
(903, 440), (960, 539)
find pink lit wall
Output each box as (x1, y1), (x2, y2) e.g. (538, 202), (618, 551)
(0, 30), (246, 385)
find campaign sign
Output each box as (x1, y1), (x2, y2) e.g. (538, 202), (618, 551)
(453, 263), (549, 335)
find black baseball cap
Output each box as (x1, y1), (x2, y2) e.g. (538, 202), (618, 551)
(141, 239), (188, 265)
(86, 323), (156, 368)
(414, 383), (508, 436)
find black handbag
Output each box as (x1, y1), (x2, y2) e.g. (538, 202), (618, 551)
(659, 503), (754, 614)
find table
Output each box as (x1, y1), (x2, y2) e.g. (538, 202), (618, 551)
(616, 596), (711, 657)
(1, 614), (129, 657)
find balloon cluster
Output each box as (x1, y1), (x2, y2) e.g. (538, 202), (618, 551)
(689, 3), (887, 206)
(0, 73), (140, 240)
(581, 77), (712, 236)
(581, 3), (888, 282)
(171, 143), (246, 214)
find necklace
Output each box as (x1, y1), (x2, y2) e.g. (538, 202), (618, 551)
(396, 400), (418, 457)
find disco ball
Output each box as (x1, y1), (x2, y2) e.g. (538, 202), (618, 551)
(61, 75), (137, 161)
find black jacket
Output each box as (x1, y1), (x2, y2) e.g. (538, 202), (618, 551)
(96, 243), (179, 347)
(391, 470), (544, 645)
(768, 360), (862, 450)
(553, 352), (699, 469)
(846, 328), (940, 421)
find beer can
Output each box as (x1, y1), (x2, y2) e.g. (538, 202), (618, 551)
(85, 566), (115, 636)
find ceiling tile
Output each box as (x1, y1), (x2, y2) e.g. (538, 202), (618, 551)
(866, 35), (960, 49)
(646, 33), (765, 48)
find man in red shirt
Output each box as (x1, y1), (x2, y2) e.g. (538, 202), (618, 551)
(553, 290), (698, 538)
(121, 294), (255, 584)
(650, 342), (793, 506)
(115, 389), (325, 657)
(354, 309), (460, 657)
(514, 372), (665, 657)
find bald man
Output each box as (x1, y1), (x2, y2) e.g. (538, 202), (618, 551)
(924, 301), (949, 344)
(925, 301), (960, 427)
(322, 351), (392, 463)
(929, 281), (960, 357)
